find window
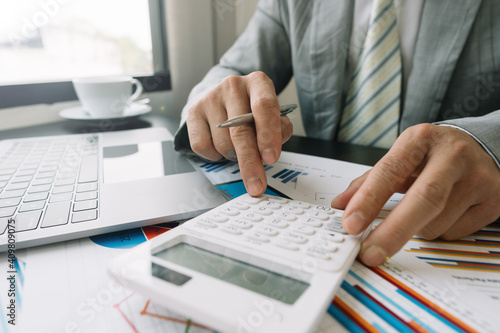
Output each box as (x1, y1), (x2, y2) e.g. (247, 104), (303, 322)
(0, 0), (169, 108)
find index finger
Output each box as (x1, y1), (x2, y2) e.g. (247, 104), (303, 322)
(245, 72), (282, 165)
(342, 130), (428, 235)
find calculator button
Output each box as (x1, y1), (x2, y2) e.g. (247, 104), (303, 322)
(206, 213), (229, 223)
(306, 248), (331, 260)
(274, 239), (299, 251)
(307, 211), (329, 221)
(259, 201), (281, 210)
(283, 206), (304, 215)
(196, 219), (217, 228)
(230, 202), (250, 210)
(332, 211), (344, 220)
(221, 225), (243, 235)
(256, 226), (279, 236)
(230, 219), (253, 229)
(267, 197), (288, 204)
(301, 218), (323, 228)
(292, 225), (315, 236)
(325, 221), (348, 235)
(247, 232), (270, 243)
(274, 212), (297, 221)
(321, 232), (345, 243)
(315, 240), (339, 253)
(239, 194), (266, 205)
(282, 232), (307, 244)
(266, 218), (288, 229)
(290, 201), (311, 209)
(252, 206), (273, 215)
(219, 207), (240, 216)
(241, 213), (263, 222)
(313, 205), (335, 214)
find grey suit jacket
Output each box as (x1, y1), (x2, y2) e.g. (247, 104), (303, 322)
(175, 0), (500, 166)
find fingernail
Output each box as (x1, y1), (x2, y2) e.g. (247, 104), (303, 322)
(247, 177), (264, 197)
(227, 150), (237, 160)
(343, 211), (365, 234)
(360, 245), (388, 267)
(261, 148), (276, 165)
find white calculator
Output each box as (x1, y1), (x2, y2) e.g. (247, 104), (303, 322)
(108, 194), (375, 333)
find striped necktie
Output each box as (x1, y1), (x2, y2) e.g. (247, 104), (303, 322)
(338, 0), (402, 149)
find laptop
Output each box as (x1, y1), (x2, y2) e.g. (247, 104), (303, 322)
(0, 127), (227, 251)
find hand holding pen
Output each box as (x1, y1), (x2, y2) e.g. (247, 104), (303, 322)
(186, 72), (295, 197)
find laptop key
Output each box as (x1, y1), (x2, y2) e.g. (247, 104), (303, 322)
(12, 175), (33, 183)
(24, 192), (49, 202)
(19, 201), (46, 213)
(36, 171), (56, 178)
(16, 169), (36, 176)
(52, 185), (74, 194)
(0, 168), (16, 176)
(75, 191), (98, 202)
(78, 154), (98, 183)
(5, 182), (30, 190)
(0, 189), (26, 199)
(72, 210), (98, 223)
(50, 193), (73, 203)
(0, 197), (22, 208)
(41, 201), (71, 228)
(13, 210), (43, 232)
(31, 177), (54, 186)
(0, 207), (16, 218)
(54, 178), (76, 187)
(0, 175), (11, 182)
(74, 200), (98, 212)
(77, 182), (98, 193)
(28, 184), (52, 193)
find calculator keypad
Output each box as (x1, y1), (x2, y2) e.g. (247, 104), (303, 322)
(184, 194), (368, 272)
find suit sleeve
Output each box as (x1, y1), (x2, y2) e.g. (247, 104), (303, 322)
(174, 0), (293, 155)
(436, 110), (500, 169)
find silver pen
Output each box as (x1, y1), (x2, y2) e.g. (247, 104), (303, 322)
(217, 104), (297, 128)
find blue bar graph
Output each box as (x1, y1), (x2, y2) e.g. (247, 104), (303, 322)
(271, 168), (307, 184)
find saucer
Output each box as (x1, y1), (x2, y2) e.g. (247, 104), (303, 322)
(59, 102), (152, 122)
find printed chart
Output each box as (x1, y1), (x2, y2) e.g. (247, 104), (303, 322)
(327, 224), (500, 333)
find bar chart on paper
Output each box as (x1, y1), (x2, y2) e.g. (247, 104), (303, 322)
(405, 228), (500, 272)
(326, 224), (500, 333)
(270, 168), (308, 186)
(198, 160), (275, 185)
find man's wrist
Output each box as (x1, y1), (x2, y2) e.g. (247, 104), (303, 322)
(438, 124), (500, 169)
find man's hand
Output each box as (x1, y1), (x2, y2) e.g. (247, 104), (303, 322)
(332, 124), (500, 266)
(187, 71), (293, 196)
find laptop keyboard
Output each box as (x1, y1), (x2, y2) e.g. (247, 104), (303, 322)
(0, 135), (100, 235)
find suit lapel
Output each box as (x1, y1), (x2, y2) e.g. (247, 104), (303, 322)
(401, 0), (482, 130)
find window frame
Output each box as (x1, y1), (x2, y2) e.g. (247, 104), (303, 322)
(0, 0), (170, 109)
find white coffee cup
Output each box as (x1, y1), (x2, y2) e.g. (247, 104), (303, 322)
(72, 76), (143, 118)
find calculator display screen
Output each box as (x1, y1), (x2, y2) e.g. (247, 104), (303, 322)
(153, 243), (309, 305)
